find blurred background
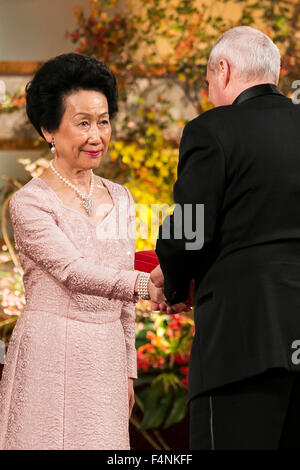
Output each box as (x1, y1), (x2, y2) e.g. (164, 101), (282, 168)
(0, 0), (299, 449)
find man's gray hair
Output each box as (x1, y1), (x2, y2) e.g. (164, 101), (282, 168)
(208, 26), (281, 84)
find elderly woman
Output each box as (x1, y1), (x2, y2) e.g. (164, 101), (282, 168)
(0, 53), (164, 450)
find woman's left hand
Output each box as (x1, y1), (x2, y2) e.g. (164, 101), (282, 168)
(128, 378), (135, 418)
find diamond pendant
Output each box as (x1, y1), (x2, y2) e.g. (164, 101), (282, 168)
(82, 197), (92, 216)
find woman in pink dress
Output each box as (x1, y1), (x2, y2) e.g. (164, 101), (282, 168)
(0, 53), (164, 450)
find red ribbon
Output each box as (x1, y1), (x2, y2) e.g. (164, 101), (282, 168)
(134, 250), (159, 273)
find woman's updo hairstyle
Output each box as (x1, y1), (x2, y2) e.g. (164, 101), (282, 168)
(25, 53), (118, 147)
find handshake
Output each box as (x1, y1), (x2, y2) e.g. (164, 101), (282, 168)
(148, 265), (195, 314)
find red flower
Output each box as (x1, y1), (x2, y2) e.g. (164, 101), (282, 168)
(169, 320), (182, 330)
(138, 360), (150, 371)
(152, 356), (165, 368)
(70, 31), (80, 41)
(174, 353), (189, 365)
(181, 376), (188, 389)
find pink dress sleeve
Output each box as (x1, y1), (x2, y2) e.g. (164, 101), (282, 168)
(9, 188), (139, 303)
(120, 186), (138, 379)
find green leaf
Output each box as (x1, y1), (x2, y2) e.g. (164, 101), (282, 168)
(135, 325), (155, 348)
(273, 16), (287, 31)
(241, 14), (254, 25)
(139, 381), (173, 430)
(134, 373), (158, 388)
(163, 388), (187, 429)
(153, 372), (182, 391)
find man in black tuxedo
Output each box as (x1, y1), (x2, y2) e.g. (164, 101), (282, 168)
(150, 25), (300, 449)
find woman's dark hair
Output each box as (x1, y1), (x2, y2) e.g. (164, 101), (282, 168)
(25, 53), (118, 146)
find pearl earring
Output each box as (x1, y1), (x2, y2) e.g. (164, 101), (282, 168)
(50, 137), (56, 154)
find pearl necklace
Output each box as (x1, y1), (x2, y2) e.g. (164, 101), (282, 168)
(49, 159), (94, 216)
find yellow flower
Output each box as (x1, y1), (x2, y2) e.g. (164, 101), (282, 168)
(122, 155), (130, 164)
(114, 141), (123, 151)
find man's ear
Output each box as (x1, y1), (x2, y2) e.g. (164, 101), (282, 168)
(218, 59), (231, 89)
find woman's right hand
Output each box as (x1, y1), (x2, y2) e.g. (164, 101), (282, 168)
(134, 273), (166, 303)
(148, 278), (166, 304)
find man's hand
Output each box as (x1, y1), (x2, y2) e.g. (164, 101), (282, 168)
(151, 279), (195, 313)
(150, 264), (164, 288)
(151, 300), (192, 313)
(166, 302), (192, 314)
(151, 300), (168, 311)
(168, 279), (195, 313)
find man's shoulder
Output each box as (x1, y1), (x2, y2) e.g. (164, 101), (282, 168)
(186, 105), (238, 133)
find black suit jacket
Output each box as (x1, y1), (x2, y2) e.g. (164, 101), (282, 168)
(155, 84), (300, 402)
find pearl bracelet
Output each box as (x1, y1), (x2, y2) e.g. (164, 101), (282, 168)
(137, 272), (151, 300)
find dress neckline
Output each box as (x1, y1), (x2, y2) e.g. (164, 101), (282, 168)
(34, 175), (116, 228)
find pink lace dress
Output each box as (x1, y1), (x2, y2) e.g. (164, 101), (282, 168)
(0, 176), (139, 450)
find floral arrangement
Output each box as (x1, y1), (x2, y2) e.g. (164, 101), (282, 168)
(132, 300), (194, 448)
(0, 85), (26, 114)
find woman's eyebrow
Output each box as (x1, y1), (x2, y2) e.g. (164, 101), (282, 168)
(73, 112), (109, 117)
